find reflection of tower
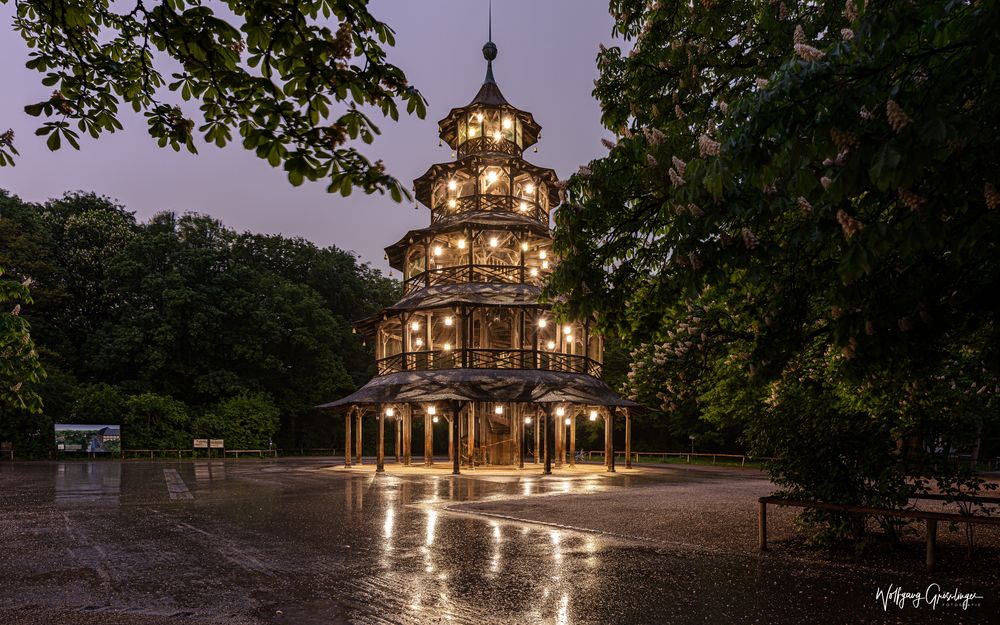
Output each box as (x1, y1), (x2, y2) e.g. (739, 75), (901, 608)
(322, 35), (636, 469)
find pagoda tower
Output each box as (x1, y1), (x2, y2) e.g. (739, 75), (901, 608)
(321, 36), (636, 474)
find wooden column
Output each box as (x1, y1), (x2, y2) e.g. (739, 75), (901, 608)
(468, 403), (476, 467)
(424, 410), (433, 466)
(533, 411), (540, 464)
(344, 409), (352, 468)
(543, 405), (554, 475)
(625, 408), (632, 469)
(555, 412), (563, 469)
(448, 416), (454, 463)
(479, 406), (487, 465)
(517, 406), (525, 469)
(603, 413), (610, 469)
(451, 401), (462, 475)
(569, 413), (576, 468)
(355, 410), (363, 465)
(395, 416), (401, 464)
(403, 405), (412, 466)
(607, 409), (616, 473)
(376, 404), (385, 473)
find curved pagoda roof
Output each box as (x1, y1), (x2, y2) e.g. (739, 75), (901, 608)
(318, 369), (640, 410)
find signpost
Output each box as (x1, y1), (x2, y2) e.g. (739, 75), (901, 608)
(194, 438), (224, 458)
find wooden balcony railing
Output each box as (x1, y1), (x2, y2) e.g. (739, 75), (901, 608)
(376, 348), (602, 378)
(403, 263), (545, 295)
(431, 194), (547, 226)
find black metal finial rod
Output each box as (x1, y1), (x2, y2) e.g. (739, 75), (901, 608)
(482, 0), (498, 84)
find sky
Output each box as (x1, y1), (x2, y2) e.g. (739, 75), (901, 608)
(0, 1), (618, 275)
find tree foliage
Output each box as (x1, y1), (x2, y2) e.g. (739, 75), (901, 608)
(550, 0), (1000, 535)
(0, 0), (426, 199)
(0, 189), (399, 454)
(0, 267), (44, 412)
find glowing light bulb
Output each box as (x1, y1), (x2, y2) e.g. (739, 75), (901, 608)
(537, 318), (547, 328)
(411, 321), (420, 331)
(447, 179), (457, 191)
(432, 416), (439, 423)
(443, 342), (451, 351)
(502, 118), (512, 129)
(486, 171), (498, 184)
(457, 239), (466, 249)
(565, 418), (571, 425)
(547, 340), (556, 350)
(556, 407), (565, 417)
(385, 407), (394, 417)
(493, 130), (502, 141)
(564, 325), (572, 335)
(539, 251), (547, 260)
(525, 183), (535, 194)
(448, 199), (457, 209)
(469, 127), (478, 137)
(530, 268), (539, 277)
(524, 416), (532, 424)
(521, 242), (529, 251)
(427, 405), (436, 415)
(589, 410), (598, 421)
(489, 237), (498, 248)
(494, 405), (503, 415)
(433, 245), (443, 256)
(444, 316), (453, 326)
(542, 260), (550, 269)
(566, 335), (573, 342)
(415, 338), (424, 347)
(475, 113), (484, 123)
(519, 201), (528, 211)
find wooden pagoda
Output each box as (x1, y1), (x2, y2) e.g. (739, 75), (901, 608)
(319, 37), (637, 475)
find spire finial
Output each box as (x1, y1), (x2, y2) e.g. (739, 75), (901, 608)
(482, 0), (497, 84)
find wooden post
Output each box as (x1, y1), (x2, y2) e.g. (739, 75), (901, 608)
(518, 407), (525, 469)
(451, 401), (462, 475)
(376, 404), (385, 473)
(607, 409), (616, 473)
(534, 410), (540, 464)
(569, 414), (576, 468)
(424, 409), (433, 466)
(543, 406), (552, 475)
(395, 415), (401, 464)
(404, 405), (412, 466)
(758, 500), (767, 550)
(926, 518), (937, 572)
(468, 403), (476, 467)
(625, 409), (632, 469)
(344, 409), (352, 467)
(555, 411), (563, 469)
(355, 410), (363, 465)
(603, 413), (610, 469)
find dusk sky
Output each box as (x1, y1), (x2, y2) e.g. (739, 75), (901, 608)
(0, 1), (619, 275)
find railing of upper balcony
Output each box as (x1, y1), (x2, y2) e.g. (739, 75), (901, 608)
(431, 193), (547, 226)
(402, 263), (548, 296)
(376, 348), (602, 378)
(457, 136), (522, 158)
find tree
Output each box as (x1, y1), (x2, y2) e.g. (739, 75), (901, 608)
(0, 267), (44, 413)
(122, 392), (189, 449)
(550, 0), (999, 536)
(0, 0), (426, 198)
(194, 392), (280, 449)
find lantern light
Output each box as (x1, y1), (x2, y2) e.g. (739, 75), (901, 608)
(489, 237), (499, 248)
(521, 242), (529, 251)
(411, 321), (420, 331)
(443, 342), (452, 351)
(524, 416), (532, 424)
(385, 407), (395, 417)
(555, 406), (566, 417)
(432, 416), (439, 423)
(525, 183), (535, 194)
(415, 338), (424, 347)
(566, 335), (573, 342)
(530, 268), (539, 277)
(547, 340), (556, 349)
(493, 130), (502, 141)
(475, 112), (484, 123)
(448, 199), (457, 209)
(494, 405), (503, 415)
(564, 325), (572, 335)
(433, 245), (443, 256)
(444, 316), (453, 326)
(502, 118), (512, 129)
(565, 418), (571, 426)
(457, 239), (466, 249)
(427, 405), (436, 415)
(542, 260), (550, 269)
(486, 170), (498, 184)
(589, 410), (598, 421)
(539, 251), (547, 260)
(519, 201), (528, 212)
(447, 180), (457, 191)
(469, 127), (478, 137)
(537, 318), (547, 328)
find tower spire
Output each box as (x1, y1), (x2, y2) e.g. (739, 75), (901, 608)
(482, 0), (497, 84)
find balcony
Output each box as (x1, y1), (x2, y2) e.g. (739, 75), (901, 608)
(431, 193), (547, 226)
(402, 263), (547, 295)
(376, 348), (602, 378)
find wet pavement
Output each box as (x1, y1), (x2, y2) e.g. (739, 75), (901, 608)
(0, 459), (996, 624)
